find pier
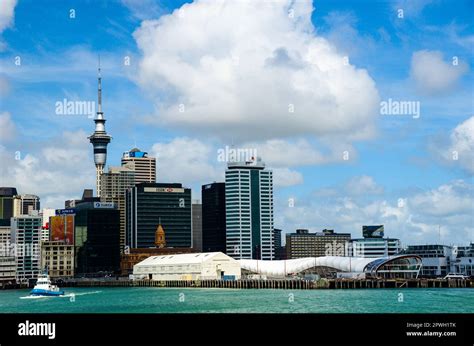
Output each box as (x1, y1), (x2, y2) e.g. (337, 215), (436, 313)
(53, 277), (473, 290)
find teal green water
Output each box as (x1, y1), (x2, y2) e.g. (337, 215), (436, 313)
(0, 288), (473, 313)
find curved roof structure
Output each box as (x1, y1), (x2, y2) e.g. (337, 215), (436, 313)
(239, 255), (421, 278)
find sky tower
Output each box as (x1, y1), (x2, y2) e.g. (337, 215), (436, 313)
(88, 62), (111, 197)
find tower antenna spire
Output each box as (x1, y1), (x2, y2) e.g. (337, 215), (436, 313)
(98, 55), (102, 115)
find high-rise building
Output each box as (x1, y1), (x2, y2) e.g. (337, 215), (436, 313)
(126, 183), (192, 249)
(100, 163), (135, 250)
(351, 225), (401, 258)
(88, 65), (112, 197)
(192, 202), (202, 252)
(286, 229), (351, 259)
(11, 215), (42, 283)
(202, 183), (226, 253)
(121, 148), (156, 183)
(0, 225), (16, 286)
(0, 187), (18, 225)
(225, 158), (274, 260)
(273, 228), (286, 260)
(40, 208), (55, 242)
(13, 194), (40, 216)
(74, 201), (120, 274)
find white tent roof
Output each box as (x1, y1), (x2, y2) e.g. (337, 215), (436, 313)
(239, 256), (379, 277)
(135, 252), (235, 267)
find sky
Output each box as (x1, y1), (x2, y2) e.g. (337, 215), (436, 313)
(0, 0), (472, 246)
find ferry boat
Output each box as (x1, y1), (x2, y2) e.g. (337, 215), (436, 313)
(30, 273), (65, 296)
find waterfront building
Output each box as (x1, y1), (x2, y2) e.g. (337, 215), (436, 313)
(239, 254), (422, 280)
(453, 243), (474, 276)
(121, 148), (156, 183)
(0, 225), (15, 286)
(126, 183), (192, 249)
(192, 201), (202, 252)
(225, 158), (274, 260)
(41, 241), (74, 278)
(88, 66), (112, 197)
(0, 187), (17, 225)
(202, 182), (226, 253)
(40, 208), (55, 242)
(74, 201), (120, 274)
(286, 229), (351, 259)
(351, 225), (401, 258)
(100, 163), (135, 250)
(133, 252), (241, 281)
(11, 215), (42, 283)
(13, 194), (40, 216)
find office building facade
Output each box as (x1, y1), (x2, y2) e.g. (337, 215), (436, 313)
(121, 148), (156, 183)
(126, 183), (192, 249)
(351, 225), (401, 258)
(0, 187), (18, 225)
(41, 241), (74, 278)
(286, 229), (351, 259)
(100, 163), (135, 250)
(74, 202), (121, 274)
(0, 225), (15, 285)
(13, 194), (40, 216)
(225, 159), (274, 260)
(11, 216), (42, 283)
(202, 182), (226, 253)
(192, 202), (202, 252)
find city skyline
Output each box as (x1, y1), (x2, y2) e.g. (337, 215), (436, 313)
(0, 0), (472, 247)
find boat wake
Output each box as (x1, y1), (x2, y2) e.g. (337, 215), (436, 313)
(20, 291), (101, 300)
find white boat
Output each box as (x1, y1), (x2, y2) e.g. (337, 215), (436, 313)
(30, 273), (65, 296)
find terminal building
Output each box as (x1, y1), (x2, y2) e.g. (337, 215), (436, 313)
(351, 225), (401, 258)
(286, 229), (351, 259)
(133, 252), (241, 281)
(239, 255), (422, 280)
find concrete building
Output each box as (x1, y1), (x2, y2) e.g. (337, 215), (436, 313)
(273, 228), (286, 260)
(351, 225), (401, 258)
(403, 244), (474, 277)
(126, 183), (192, 249)
(133, 252), (241, 281)
(13, 194), (40, 217)
(286, 229), (351, 259)
(11, 215), (42, 283)
(40, 208), (55, 242)
(192, 202), (202, 252)
(121, 148), (156, 183)
(202, 182), (226, 253)
(41, 241), (74, 278)
(225, 158), (274, 260)
(0, 187), (17, 225)
(0, 225), (15, 286)
(100, 163), (135, 250)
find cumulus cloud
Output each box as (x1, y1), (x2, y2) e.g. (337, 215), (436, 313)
(277, 179), (473, 245)
(133, 0), (379, 142)
(345, 175), (384, 196)
(0, 112), (15, 142)
(429, 116), (474, 175)
(410, 50), (469, 95)
(273, 168), (303, 187)
(150, 137), (222, 185)
(0, 0), (17, 51)
(0, 129), (94, 208)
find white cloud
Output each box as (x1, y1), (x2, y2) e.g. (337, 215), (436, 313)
(277, 179), (473, 245)
(430, 116), (474, 175)
(0, 129), (94, 208)
(133, 0), (379, 142)
(0, 112), (15, 142)
(273, 168), (303, 187)
(0, 0), (16, 33)
(410, 50), (469, 95)
(345, 175), (384, 196)
(150, 137), (222, 185)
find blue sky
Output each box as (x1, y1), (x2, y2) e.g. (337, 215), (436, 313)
(0, 0), (472, 245)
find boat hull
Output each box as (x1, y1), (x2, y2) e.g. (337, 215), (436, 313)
(30, 289), (65, 296)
